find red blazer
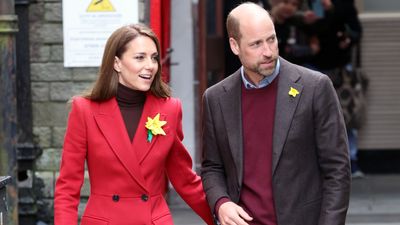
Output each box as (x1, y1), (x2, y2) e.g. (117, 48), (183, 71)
(54, 94), (214, 225)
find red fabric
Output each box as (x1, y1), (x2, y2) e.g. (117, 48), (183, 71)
(150, 0), (171, 83)
(240, 79), (279, 225)
(54, 95), (214, 225)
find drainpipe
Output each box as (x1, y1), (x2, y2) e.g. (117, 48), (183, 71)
(0, 0), (19, 224)
(14, 0), (43, 223)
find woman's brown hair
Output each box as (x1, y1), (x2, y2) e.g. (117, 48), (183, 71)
(83, 23), (171, 101)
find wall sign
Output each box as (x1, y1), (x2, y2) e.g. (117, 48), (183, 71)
(63, 0), (138, 67)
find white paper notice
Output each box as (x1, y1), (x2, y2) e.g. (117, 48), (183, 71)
(63, 0), (138, 67)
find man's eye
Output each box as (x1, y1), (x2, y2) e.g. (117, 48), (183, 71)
(268, 36), (276, 43)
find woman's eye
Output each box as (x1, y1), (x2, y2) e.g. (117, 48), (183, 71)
(135, 55), (145, 60)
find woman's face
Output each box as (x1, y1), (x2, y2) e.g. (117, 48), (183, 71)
(114, 35), (159, 91)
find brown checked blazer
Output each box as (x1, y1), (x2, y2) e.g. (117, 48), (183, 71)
(201, 58), (351, 225)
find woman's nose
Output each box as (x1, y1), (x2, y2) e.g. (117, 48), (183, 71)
(145, 57), (157, 70)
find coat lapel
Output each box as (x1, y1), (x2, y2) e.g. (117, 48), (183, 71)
(93, 98), (147, 191)
(219, 71), (244, 185)
(132, 94), (164, 164)
(272, 59), (303, 175)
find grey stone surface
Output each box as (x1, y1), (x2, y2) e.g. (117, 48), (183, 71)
(38, 23), (63, 44)
(50, 44), (64, 62)
(71, 82), (93, 97)
(30, 44), (51, 62)
(50, 82), (73, 101)
(72, 67), (98, 81)
(36, 148), (61, 171)
(44, 3), (62, 22)
(31, 63), (72, 81)
(31, 82), (50, 102)
(29, 3), (45, 22)
(52, 126), (66, 148)
(33, 102), (69, 126)
(33, 126), (52, 148)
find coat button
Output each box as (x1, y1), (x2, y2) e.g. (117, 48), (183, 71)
(112, 195), (119, 202)
(141, 194), (149, 202)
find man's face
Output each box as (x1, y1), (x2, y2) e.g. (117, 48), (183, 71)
(230, 15), (279, 84)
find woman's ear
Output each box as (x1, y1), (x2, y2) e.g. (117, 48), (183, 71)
(229, 37), (240, 56)
(114, 56), (121, 72)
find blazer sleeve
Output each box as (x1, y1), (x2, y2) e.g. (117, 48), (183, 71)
(54, 97), (88, 225)
(165, 99), (215, 225)
(313, 74), (351, 225)
(200, 89), (232, 213)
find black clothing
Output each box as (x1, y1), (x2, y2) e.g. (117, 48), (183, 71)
(116, 83), (146, 141)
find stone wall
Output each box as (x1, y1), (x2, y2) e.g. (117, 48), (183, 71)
(28, 0), (147, 223)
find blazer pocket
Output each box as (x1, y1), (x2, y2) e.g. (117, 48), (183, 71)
(81, 215), (109, 225)
(152, 213), (173, 225)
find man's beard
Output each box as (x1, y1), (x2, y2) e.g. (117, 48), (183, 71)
(251, 58), (277, 77)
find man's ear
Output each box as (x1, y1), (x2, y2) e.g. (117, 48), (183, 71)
(229, 37), (240, 55)
(114, 56), (121, 72)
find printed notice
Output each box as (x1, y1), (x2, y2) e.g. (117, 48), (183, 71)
(63, 0), (138, 67)
(87, 0), (115, 12)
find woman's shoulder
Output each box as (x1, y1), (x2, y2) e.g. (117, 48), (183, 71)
(69, 95), (93, 107)
(148, 95), (182, 118)
(149, 94), (181, 107)
(68, 95), (102, 113)
(71, 95), (90, 103)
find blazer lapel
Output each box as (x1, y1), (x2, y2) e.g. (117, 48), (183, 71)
(272, 59), (303, 175)
(133, 94), (163, 164)
(219, 71), (244, 185)
(93, 98), (147, 191)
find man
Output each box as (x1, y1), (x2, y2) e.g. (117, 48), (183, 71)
(201, 2), (350, 225)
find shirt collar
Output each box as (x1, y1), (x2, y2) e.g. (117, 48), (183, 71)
(241, 58), (280, 89)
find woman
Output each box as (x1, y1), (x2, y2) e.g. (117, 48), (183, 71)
(54, 24), (214, 225)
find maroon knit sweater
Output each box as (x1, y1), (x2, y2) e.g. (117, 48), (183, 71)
(239, 77), (278, 225)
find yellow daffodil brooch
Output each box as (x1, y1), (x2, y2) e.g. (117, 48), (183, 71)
(145, 113), (167, 142)
(288, 87), (299, 97)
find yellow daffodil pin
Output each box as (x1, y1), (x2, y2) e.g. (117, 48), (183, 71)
(145, 113), (167, 142)
(288, 87), (299, 97)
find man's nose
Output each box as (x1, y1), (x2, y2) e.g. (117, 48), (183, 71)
(262, 43), (273, 57)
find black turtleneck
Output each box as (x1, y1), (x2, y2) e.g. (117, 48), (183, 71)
(116, 83), (146, 141)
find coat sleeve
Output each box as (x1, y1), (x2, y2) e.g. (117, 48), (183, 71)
(54, 97), (87, 225)
(200, 89), (231, 213)
(313, 74), (351, 225)
(165, 99), (215, 225)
